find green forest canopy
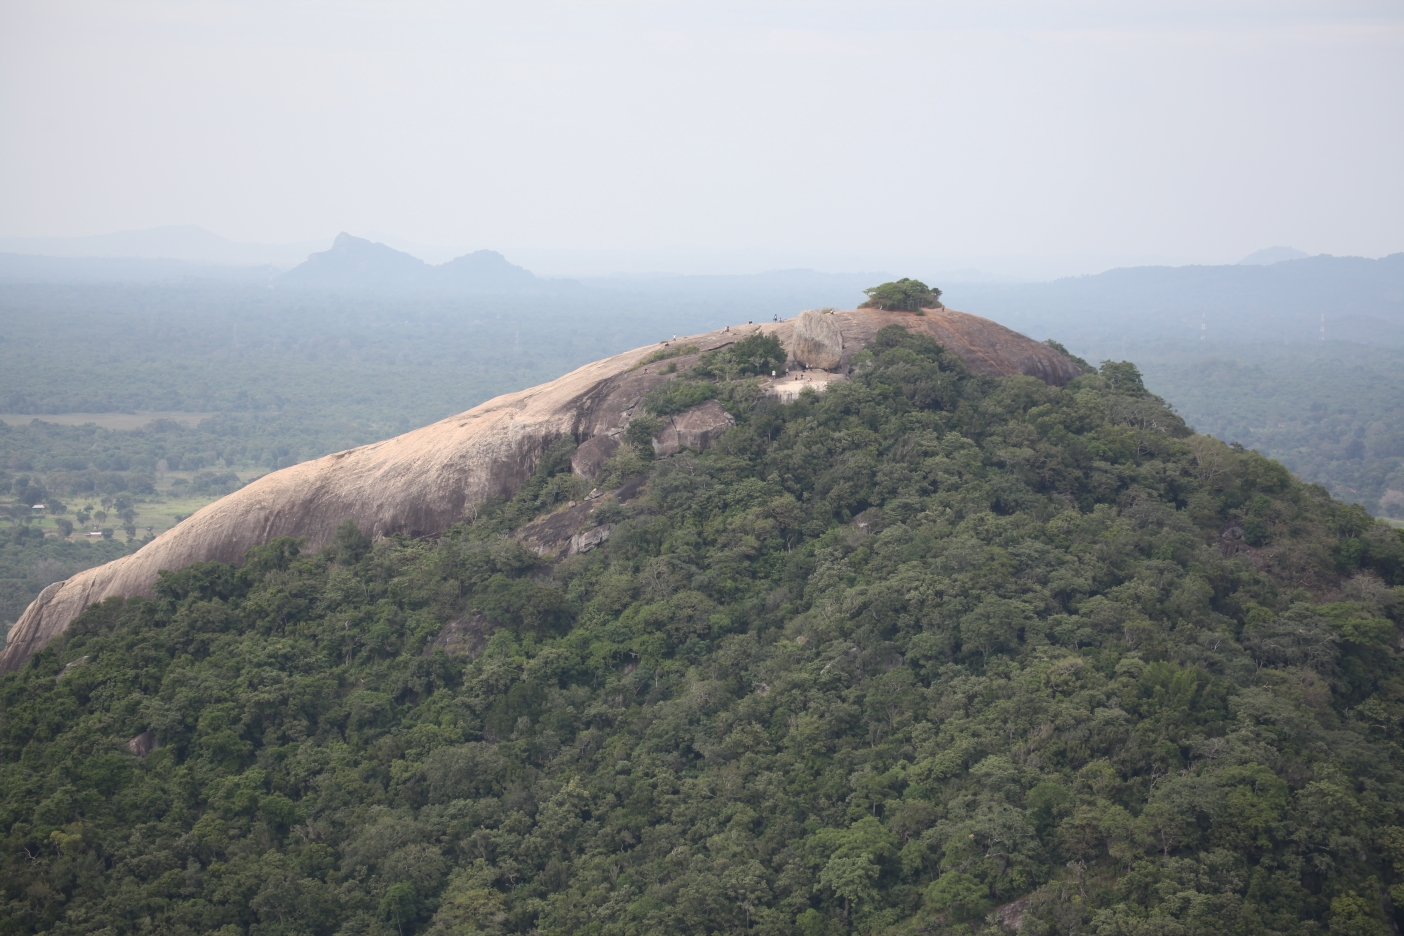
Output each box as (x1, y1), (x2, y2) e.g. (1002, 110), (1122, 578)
(2, 327), (1403, 935)
(859, 280), (943, 313)
(1135, 344), (1404, 523)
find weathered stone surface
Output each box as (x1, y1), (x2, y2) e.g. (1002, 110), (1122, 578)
(820, 307), (1086, 382)
(125, 731), (158, 757)
(569, 525), (614, 555)
(652, 400), (736, 458)
(516, 500), (597, 556)
(0, 307), (1083, 673)
(791, 309), (843, 370)
(571, 433), (619, 478)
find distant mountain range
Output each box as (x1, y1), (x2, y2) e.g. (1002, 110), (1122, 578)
(943, 252), (1404, 351)
(281, 233), (559, 291)
(0, 231), (571, 293)
(1, 231), (1399, 349)
(1239, 245), (1310, 265)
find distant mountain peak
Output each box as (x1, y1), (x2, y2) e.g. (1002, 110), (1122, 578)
(281, 234), (557, 292)
(282, 233), (429, 287)
(434, 249), (538, 288)
(1239, 246), (1310, 266)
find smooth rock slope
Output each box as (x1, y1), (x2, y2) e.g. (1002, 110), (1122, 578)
(0, 308), (1082, 672)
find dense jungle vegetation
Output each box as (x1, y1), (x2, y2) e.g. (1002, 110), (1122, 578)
(2, 327), (1403, 935)
(1133, 344), (1404, 522)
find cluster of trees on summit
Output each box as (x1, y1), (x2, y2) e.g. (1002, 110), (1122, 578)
(859, 279), (943, 313)
(2, 327), (1402, 935)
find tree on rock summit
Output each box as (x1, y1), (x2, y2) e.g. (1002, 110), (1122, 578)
(860, 277), (943, 312)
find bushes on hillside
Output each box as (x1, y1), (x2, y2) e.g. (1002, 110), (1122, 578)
(2, 326), (1402, 935)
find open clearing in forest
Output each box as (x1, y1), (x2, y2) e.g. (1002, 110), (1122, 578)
(1, 469), (260, 544)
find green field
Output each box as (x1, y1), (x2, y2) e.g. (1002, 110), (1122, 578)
(2, 468), (257, 544)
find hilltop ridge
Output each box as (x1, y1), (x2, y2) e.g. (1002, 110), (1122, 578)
(0, 307), (1079, 672)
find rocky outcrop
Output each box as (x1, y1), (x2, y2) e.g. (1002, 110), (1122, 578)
(0, 307), (1083, 673)
(569, 525), (614, 556)
(791, 310), (843, 369)
(652, 400), (736, 458)
(775, 307), (1086, 382)
(125, 731), (158, 757)
(570, 433), (620, 478)
(516, 500), (604, 557)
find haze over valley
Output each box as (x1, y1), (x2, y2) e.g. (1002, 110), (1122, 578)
(1, 3), (1402, 934)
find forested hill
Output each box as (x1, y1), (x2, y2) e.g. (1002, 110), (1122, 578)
(944, 253), (1404, 350)
(2, 328), (1403, 935)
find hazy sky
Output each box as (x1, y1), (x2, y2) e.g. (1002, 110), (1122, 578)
(1, 1), (1401, 275)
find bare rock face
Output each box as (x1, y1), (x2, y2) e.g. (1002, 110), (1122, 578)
(791, 310), (843, 369)
(125, 731), (158, 758)
(516, 500), (599, 557)
(819, 307), (1085, 382)
(569, 525), (614, 555)
(571, 433), (619, 478)
(652, 400), (736, 458)
(0, 308), (1084, 673)
(55, 654), (88, 681)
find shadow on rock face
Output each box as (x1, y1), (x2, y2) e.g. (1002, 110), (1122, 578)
(571, 433), (620, 478)
(125, 730), (158, 757)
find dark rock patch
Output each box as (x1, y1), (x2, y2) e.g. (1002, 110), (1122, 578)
(571, 433), (620, 478)
(424, 613), (496, 658)
(516, 501), (598, 556)
(125, 731), (158, 757)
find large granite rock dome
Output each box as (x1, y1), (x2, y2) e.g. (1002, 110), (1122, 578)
(0, 308), (1082, 673)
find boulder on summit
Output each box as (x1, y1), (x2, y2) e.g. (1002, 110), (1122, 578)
(791, 309), (844, 370)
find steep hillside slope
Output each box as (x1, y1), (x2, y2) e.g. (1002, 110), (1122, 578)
(0, 308), (1080, 672)
(1, 326), (1400, 935)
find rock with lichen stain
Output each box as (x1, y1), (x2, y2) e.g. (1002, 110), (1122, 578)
(423, 614), (496, 658)
(569, 524), (614, 555)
